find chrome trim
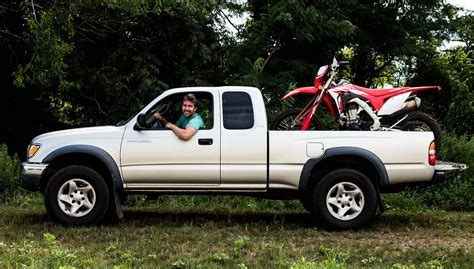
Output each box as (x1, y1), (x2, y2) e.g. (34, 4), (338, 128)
(21, 162), (48, 176)
(125, 189), (267, 193)
(435, 161), (468, 171)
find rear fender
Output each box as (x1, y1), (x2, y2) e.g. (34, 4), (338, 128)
(298, 147), (390, 193)
(408, 86), (441, 93)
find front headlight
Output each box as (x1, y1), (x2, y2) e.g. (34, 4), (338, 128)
(27, 144), (41, 159)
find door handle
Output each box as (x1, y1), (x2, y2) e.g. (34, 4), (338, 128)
(198, 138), (213, 145)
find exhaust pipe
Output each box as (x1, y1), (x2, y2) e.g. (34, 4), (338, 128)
(391, 97), (421, 116)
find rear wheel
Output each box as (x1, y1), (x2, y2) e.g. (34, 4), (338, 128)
(312, 169), (377, 230)
(44, 165), (110, 226)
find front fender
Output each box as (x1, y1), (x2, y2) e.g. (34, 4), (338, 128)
(282, 86), (338, 118)
(43, 145), (123, 192)
(281, 86), (319, 101)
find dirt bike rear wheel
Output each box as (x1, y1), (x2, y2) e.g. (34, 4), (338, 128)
(397, 111), (442, 149)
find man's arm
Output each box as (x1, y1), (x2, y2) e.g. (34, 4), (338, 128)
(165, 122), (197, 140)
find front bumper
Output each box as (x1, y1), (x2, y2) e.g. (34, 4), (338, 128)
(20, 162), (48, 191)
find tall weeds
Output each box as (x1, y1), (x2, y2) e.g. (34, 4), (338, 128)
(0, 144), (21, 203)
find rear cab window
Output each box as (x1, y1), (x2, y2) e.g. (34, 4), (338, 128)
(222, 92), (254, 130)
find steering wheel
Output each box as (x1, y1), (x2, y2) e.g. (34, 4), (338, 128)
(151, 120), (163, 129)
(146, 103), (170, 127)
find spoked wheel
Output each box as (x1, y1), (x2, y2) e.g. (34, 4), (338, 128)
(45, 165), (110, 226)
(312, 169), (377, 230)
(325, 182), (365, 221)
(395, 111), (442, 148)
(271, 108), (334, 130)
(57, 178), (96, 217)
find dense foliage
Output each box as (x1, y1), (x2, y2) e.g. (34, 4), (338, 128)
(0, 144), (20, 203)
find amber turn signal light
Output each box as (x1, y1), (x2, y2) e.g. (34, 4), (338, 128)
(28, 144), (41, 158)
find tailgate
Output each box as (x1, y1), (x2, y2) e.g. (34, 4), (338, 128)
(435, 161), (468, 171)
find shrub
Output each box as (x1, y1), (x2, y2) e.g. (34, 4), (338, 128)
(0, 144), (21, 203)
(416, 132), (473, 211)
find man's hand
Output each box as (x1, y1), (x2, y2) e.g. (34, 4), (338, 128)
(153, 112), (169, 126)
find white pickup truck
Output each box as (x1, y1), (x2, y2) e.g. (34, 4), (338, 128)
(20, 86), (465, 229)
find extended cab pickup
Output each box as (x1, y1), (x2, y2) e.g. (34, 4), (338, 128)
(20, 86), (466, 229)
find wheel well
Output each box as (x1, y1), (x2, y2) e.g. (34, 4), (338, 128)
(306, 155), (380, 193)
(40, 153), (113, 192)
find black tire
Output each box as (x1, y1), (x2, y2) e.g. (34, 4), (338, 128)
(398, 111), (442, 148)
(312, 169), (377, 230)
(44, 165), (110, 226)
(270, 108), (321, 130)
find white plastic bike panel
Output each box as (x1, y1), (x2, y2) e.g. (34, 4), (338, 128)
(378, 92), (411, 116)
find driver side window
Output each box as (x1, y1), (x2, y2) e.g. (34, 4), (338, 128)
(144, 92), (214, 130)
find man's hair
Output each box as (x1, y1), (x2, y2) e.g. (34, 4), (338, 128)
(183, 93), (198, 107)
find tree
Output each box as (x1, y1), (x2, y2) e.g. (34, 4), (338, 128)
(228, 0), (356, 114)
(349, 0), (456, 87)
(12, 0), (226, 126)
(406, 11), (473, 135)
(1, 0), (228, 158)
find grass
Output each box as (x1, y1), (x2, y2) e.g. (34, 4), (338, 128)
(0, 194), (472, 268)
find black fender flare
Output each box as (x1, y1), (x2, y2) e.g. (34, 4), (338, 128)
(43, 145), (123, 192)
(298, 147), (389, 193)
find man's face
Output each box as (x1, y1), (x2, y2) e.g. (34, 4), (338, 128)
(182, 100), (197, 118)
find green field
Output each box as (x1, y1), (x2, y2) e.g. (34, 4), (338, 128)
(0, 195), (472, 268)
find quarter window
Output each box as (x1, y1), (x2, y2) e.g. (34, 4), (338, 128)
(222, 92), (254, 130)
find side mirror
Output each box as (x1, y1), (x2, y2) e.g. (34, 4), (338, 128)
(134, 113), (147, 130)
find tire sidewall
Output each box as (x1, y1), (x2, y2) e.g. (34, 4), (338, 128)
(313, 169), (377, 230)
(45, 165), (110, 226)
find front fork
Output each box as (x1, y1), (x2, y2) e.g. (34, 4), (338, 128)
(301, 105), (319, 130)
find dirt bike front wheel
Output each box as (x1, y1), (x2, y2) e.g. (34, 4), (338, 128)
(270, 108), (320, 130)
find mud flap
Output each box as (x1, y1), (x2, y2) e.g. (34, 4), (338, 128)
(376, 184), (384, 214)
(112, 188), (124, 219)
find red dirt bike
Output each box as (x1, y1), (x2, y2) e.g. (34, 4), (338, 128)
(271, 58), (442, 147)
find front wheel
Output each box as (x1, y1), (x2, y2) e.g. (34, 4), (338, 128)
(396, 111), (442, 148)
(312, 169), (377, 230)
(44, 165), (110, 226)
(271, 102), (339, 130)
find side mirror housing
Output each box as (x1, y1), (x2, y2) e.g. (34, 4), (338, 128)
(134, 113), (147, 130)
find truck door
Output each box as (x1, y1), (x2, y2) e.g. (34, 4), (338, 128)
(220, 90), (267, 189)
(120, 90), (220, 188)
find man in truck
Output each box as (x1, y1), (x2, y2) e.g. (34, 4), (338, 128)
(153, 93), (205, 140)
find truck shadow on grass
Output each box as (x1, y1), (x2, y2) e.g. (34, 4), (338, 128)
(5, 207), (471, 232)
(121, 208), (312, 228)
(117, 208), (471, 231)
